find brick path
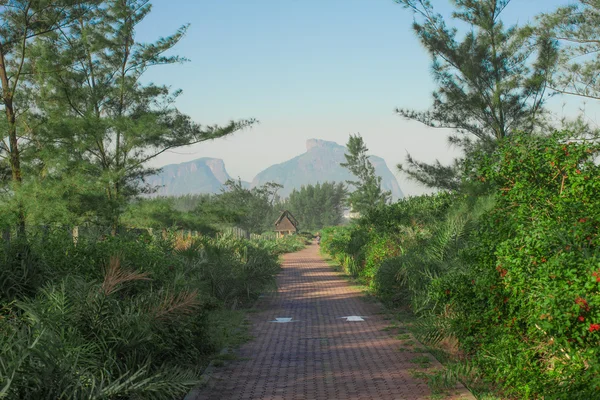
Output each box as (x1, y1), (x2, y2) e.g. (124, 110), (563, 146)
(189, 244), (475, 400)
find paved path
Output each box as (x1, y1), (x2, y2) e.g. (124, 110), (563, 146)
(190, 244), (474, 400)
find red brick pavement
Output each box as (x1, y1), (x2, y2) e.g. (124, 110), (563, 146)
(189, 244), (475, 400)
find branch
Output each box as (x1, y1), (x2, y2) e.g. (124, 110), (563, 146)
(549, 85), (600, 101)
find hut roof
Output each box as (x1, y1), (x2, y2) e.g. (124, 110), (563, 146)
(274, 210), (299, 228)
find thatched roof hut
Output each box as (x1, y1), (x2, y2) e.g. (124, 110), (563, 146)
(274, 210), (299, 237)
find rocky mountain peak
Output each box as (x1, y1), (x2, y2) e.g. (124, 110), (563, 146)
(306, 139), (341, 152)
(148, 139), (403, 200)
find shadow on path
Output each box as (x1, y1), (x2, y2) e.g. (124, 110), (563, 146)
(188, 245), (474, 400)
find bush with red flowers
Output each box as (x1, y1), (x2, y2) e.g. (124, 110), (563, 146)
(322, 129), (600, 398)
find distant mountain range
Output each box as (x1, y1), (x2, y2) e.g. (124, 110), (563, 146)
(146, 139), (403, 200)
(144, 158), (249, 197)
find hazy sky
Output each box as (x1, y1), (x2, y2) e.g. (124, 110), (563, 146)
(139, 0), (599, 196)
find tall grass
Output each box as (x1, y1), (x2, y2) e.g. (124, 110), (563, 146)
(0, 229), (293, 399)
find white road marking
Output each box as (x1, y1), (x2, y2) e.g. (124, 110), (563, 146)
(271, 317), (294, 323)
(341, 316), (365, 321)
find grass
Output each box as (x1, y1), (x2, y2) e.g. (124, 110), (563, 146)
(427, 394), (446, 400)
(395, 333), (411, 340)
(411, 355), (432, 368)
(322, 254), (505, 399)
(381, 323), (398, 331)
(321, 256), (506, 399)
(409, 369), (430, 379)
(212, 359), (225, 367)
(205, 310), (253, 352)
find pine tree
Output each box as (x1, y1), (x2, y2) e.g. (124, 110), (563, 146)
(34, 0), (254, 232)
(0, 0), (92, 233)
(285, 182), (346, 230)
(536, 0), (600, 101)
(341, 134), (390, 215)
(395, 0), (558, 190)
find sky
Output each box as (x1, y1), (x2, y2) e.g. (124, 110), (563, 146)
(138, 0), (598, 196)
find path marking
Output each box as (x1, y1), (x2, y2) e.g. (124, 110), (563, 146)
(271, 317), (294, 323)
(341, 316), (366, 322)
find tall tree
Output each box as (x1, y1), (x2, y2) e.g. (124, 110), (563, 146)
(284, 182), (346, 230)
(34, 0), (254, 232)
(536, 0), (600, 101)
(0, 0), (92, 233)
(395, 0), (558, 190)
(212, 179), (282, 234)
(341, 134), (390, 215)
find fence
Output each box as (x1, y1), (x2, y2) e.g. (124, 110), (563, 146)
(219, 226), (249, 239)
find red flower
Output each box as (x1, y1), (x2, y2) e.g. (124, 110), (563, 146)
(579, 218), (587, 223)
(589, 324), (600, 333)
(575, 297), (591, 312)
(579, 316), (585, 322)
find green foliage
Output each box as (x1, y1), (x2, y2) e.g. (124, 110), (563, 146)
(536, 0), (600, 100)
(0, 229), (290, 398)
(451, 129), (600, 397)
(121, 179), (287, 235)
(215, 180), (282, 234)
(320, 127), (600, 398)
(321, 193), (454, 283)
(395, 0), (558, 190)
(0, 0), (254, 233)
(283, 182), (347, 231)
(341, 134), (390, 215)
(121, 197), (218, 235)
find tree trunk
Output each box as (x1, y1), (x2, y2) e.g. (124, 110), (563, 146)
(0, 50), (26, 237)
(6, 105), (26, 237)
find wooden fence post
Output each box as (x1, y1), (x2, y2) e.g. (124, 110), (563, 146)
(72, 226), (79, 245)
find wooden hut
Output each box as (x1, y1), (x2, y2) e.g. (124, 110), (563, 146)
(274, 210), (299, 238)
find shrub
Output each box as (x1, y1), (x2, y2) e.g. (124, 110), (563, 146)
(319, 129), (600, 398)
(0, 228), (288, 399)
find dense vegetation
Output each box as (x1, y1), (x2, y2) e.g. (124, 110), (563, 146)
(0, 229), (306, 398)
(2, 0), (600, 398)
(341, 134), (391, 215)
(321, 129), (600, 398)
(319, 1), (600, 398)
(124, 180), (347, 234)
(0, 1), (311, 398)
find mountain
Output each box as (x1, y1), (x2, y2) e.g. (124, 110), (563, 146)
(251, 139), (403, 200)
(146, 157), (244, 197)
(148, 139), (403, 200)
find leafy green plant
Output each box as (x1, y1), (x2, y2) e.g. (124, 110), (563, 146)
(0, 226), (292, 398)
(322, 128), (600, 398)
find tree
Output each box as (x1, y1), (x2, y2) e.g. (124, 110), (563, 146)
(341, 134), (390, 215)
(284, 182), (347, 230)
(536, 0), (600, 101)
(0, 0), (93, 234)
(395, 0), (558, 190)
(34, 0), (254, 233)
(210, 179), (282, 234)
